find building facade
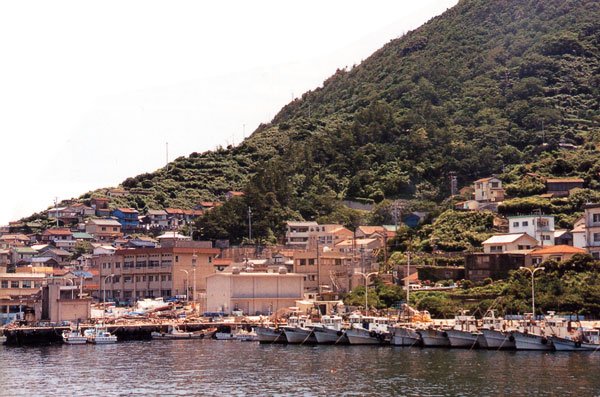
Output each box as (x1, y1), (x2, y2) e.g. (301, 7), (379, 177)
(584, 204), (600, 259)
(507, 215), (555, 246)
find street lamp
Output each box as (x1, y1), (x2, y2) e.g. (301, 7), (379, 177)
(519, 266), (545, 318)
(179, 269), (189, 302)
(192, 253), (198, 314)
(355, 271), (378, 312)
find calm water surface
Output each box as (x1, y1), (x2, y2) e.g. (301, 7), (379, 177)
(1, 341), (598, 396)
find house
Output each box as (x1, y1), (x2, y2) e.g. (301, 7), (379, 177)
(583, 203), (600, 259)
(285, 221), (318, 248)
(37, 248), (72, 266)
(402, 212), (428, 228)
(72, 232), (94, 241)
(545, 178), (584, 197)
(0, 233), (31, 246)
(196, 201), (221, 211)
(474, 177), (505, 203)
(107, 188), (129, 197)
(206, 270), (304, 315)
(225, 191), (245, 200)
(465, 252), (531, 282)
(355, 226), (385, 239)
(111, 208), (139, 229)
(572, 216), (586, 249)
(93, 245), (116, 256)
(126, 236), (158, 249)
(554, 230), (573, 246)
(146, 210), (169, 229)
(40, 228), (75, 249)
(507, 215), (555, 246)
(482, 233), (538, 253)
(10, 246), (39, 266)
(306, 224), (353, 249)
(165, 208), (185, 228)
(529, 245), (587, 265)
(90, 197), (111, 217)
(85, 219), (123, 242)
(293, 251), (355, 294)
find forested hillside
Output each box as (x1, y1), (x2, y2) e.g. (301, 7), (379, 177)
(35, 0), (600, 243)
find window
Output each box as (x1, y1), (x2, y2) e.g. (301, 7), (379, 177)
(491, 182), (499, 188)
(593, 214), (600, 223)
(522, 221), (529, 227)
(1, 281), (8, 288)
(115, 262), (121, 268)
(542, 235), (551, 241)
(148, 276), (154, 282)
(22, 280), (31, 288)
(594, 233), (600, 243)
(124, 276), (132, 283)
(136, 276), (140, 282)
(11, 281), (19, 288)
(113, 276), (120, 283)
(593, 252), (600, 259)
(208, 256), (212, 264)
(532, 257), (542, 265)
(513, 222), (519, 227)
(490, 246), (503, 252)
(161, 275), (167, 282)
(299, 259), (306, 266)
(101, 227), (106, 231)
(142, 276), (146, 282)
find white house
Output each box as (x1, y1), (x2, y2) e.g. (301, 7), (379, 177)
(482, 233), (538, 253)
(583, 204), (600, 259)
(507, 215), (554, 246)
(474, 177), (505, 202)
(285, 221), (318, 248)
(572, 216), (586, 249)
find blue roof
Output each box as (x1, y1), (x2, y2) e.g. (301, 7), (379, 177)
(70, 270), (93, 278)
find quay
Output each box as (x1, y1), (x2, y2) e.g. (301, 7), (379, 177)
(2, 321), (241, 346)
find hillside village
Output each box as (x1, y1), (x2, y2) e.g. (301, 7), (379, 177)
(2, 171), (600, 324)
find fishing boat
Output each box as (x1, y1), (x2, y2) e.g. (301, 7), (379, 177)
(345, 314), (391, 345)
(480, 311), (515, 350)
(84, 325), (118, 344)
(551, 327), (600, 351)
(151, 325), (215, 340)
(256, 325), (286, 343)
(234, 328), (259, 342)
(312, 315), (348, 345)
(214, 325), (236, 340)
(445, 311), (481, 348)
(390, 324), (422, 347)
(512, 312), (566, 351)
(418, 325), (450, 347)
(62, 328), (88, 345)
(282, 315), (317, 344)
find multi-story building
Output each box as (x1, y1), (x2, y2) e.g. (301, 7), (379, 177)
(508, 215), (555, 246)
(474, 177), (505, 202)
(85, 219), (123, 242)
(206, 269), (303, 315)
(95, 242), (220, 303)
(285, 221), (318, 248)
(292, 251), (356, 295)
(40, 228), (75, 249)
(306, 224), (353, 250)
(583, 204), (600, 259)
(145, 210), (169, 229)
(111, 208), (139, 229)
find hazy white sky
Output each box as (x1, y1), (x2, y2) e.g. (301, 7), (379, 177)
(0, 0), (457, 225)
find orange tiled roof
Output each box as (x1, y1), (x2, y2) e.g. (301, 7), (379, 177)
(530, 245), (586, 255)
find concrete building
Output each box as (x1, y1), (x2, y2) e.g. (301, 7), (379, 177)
(206, 270), (303, 315)
(307, 224), (353, 250)
(95, 243), (220, 303)
(85, 219), (123, 242)
(474, 177), (505, 202)
(482, 233), (538, 253)
(41, 280), (91, 323)
(583, 204), (600, 259)
(508, 215), (555, 246)
(292, 251), (355, 295)
(285, 221), (318, 248)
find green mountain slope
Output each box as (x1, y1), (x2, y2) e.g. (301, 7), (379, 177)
(37, 0), (600, 242)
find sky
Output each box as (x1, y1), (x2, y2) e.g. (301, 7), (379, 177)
(0, 0), (458, 225)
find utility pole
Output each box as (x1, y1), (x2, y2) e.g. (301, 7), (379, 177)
(316, 239), (321, 297)
(248, 207), (252, 242)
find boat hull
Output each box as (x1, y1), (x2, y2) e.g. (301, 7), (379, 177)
(313, 327), (348, 345)
(391, 327), (421, 347)
(346, 329), (389, 345)
(550, 336), (600, 352)
(283, 327), (317, 344)
(418, 329), (450, 347)
(446, 329), (480, 348)
(482, 329), (515, 350)
(512, 332), (552, 351)
(256, 326), (286, 344)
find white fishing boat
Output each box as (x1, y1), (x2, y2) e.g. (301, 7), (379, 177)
(418, 326), (450, 347)
(282, 315), (318, 344)
(256, 325), (286, 343)
(151, 325), (215, 340)
(312, 315), (348, 345)
(62, 328), (88, 345)
(234, 328), (259, 342)
(345, 314), (390, 345)
(480, 311), (515, 350)
(390, 324), (422, 347)
(445, 311), (481, 348)
(551, 328), (600, 351)
(512, 312), (566, 351)
(214, 325), (236, 340)
(84, 325), (117, 344)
